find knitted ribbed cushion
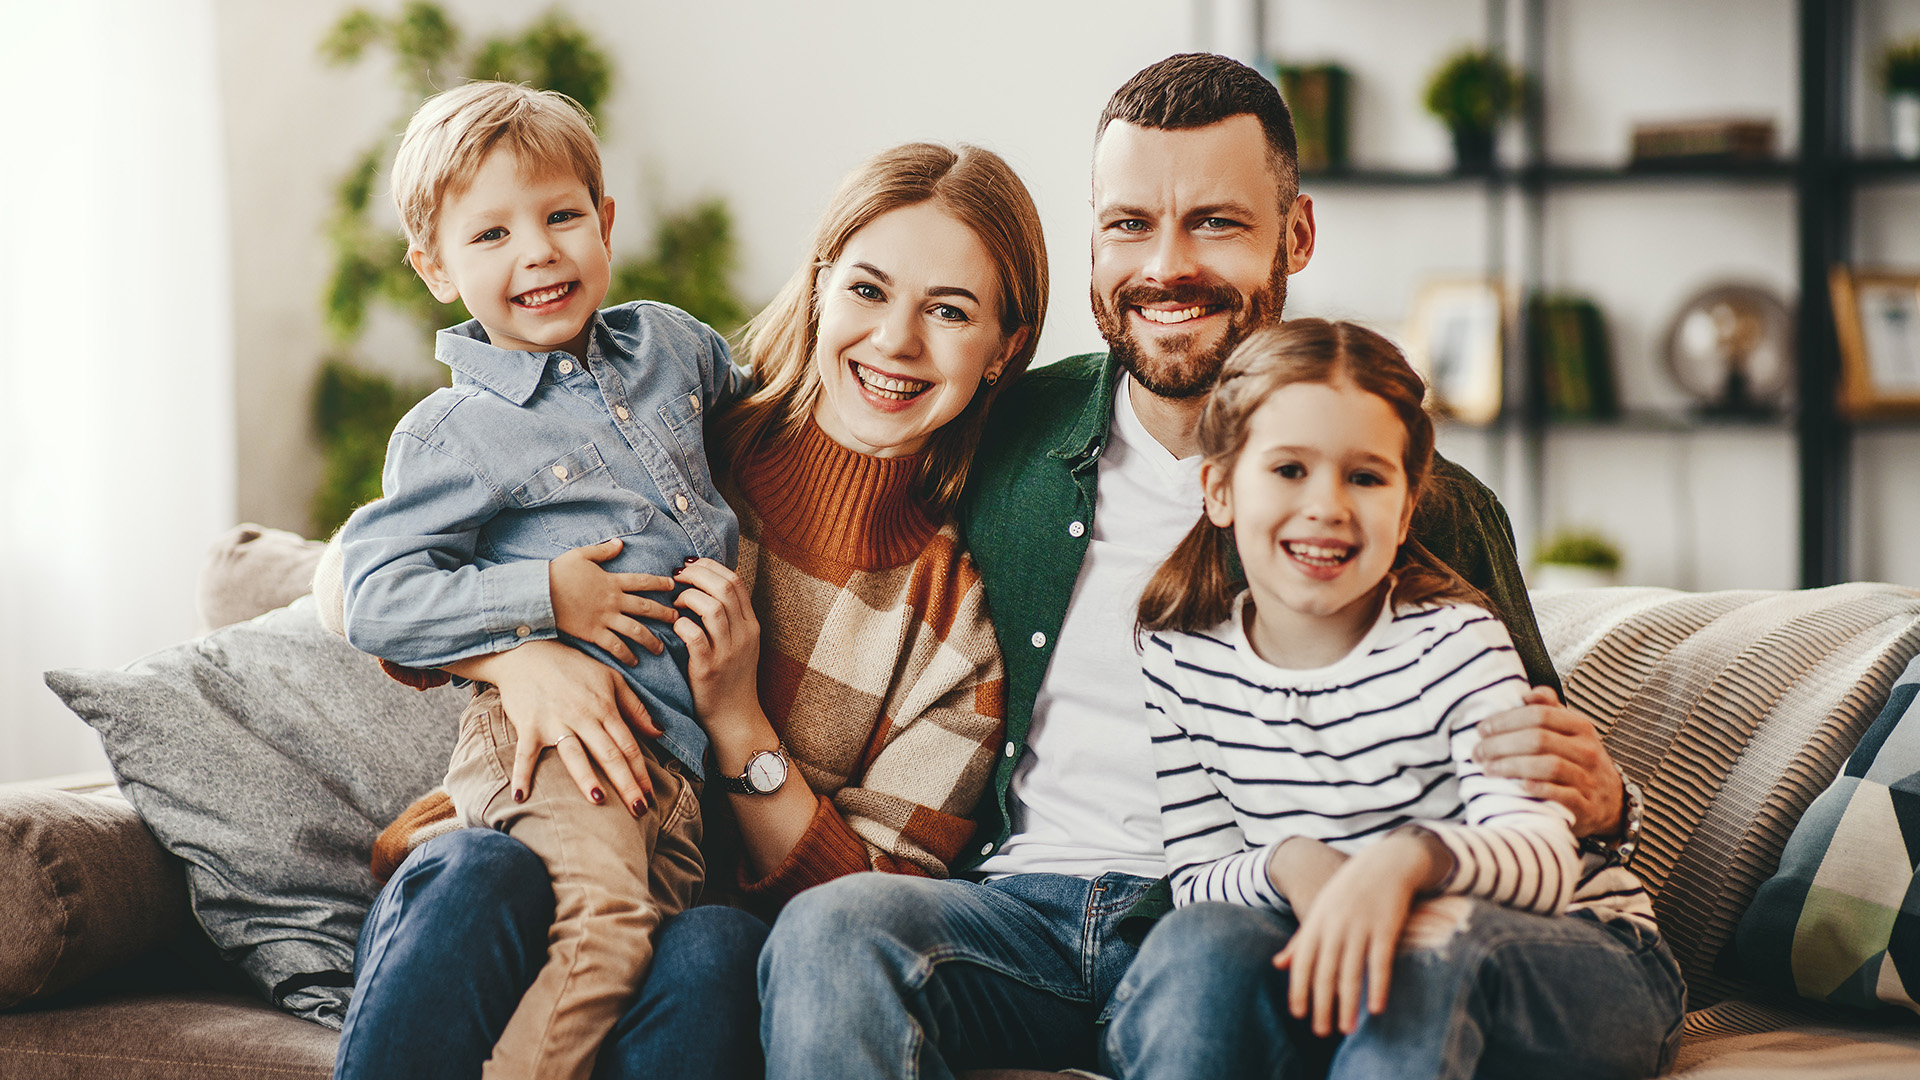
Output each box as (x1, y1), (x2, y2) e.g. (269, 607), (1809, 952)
(1531, 584), (1920, 1007)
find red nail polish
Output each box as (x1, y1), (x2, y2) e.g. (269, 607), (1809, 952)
(631, 799), (645, 815)
(684, 556), (698, 565)
(513, 789), (526, 803)
(590, 787), (605, 804)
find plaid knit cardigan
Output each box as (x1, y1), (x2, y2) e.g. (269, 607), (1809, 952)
(371, 418), (1007, 913)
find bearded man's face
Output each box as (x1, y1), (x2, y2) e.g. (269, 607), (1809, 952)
(1089, 115), (1290, 398)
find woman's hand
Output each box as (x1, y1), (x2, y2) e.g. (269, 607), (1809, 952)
(548, 539), (679, 666)
(1272, 829), (1451, 1037)
(444, 640), (662, 816)
(671, 558), (764, 732)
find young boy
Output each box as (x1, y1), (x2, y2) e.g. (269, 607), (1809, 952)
(337, 81), (744, 1080)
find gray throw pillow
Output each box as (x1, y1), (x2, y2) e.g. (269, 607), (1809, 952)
(44, 596), (465, 1027)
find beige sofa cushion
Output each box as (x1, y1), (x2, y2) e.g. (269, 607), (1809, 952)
(1532, 584), (1920, 1007)
(0, 790), (190, 1009)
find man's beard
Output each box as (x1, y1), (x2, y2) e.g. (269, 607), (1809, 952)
(1091, 254), (1288, 399)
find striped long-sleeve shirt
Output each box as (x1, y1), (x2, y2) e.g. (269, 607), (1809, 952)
(1144, 593), (1655, 930)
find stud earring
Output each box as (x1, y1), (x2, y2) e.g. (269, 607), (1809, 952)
(983, 371), (999, 386)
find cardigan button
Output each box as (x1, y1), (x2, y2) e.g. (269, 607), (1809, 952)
(980, 842), (994, 856)
(1068, 520), (1085, 538)
(1030, 631), (1046, 649)
(1004, 742), (1017, 757)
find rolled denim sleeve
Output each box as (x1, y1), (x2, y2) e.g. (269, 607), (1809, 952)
(340, 427), (557, 667)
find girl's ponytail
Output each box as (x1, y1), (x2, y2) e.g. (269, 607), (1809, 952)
(1137, 514), (1242, 639)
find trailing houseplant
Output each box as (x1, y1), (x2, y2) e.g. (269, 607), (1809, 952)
(1423, 48), (1524, 171)
(310, 2), (746, 536)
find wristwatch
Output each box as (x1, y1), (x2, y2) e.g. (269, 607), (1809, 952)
(719, 744), (790, 795)
(1615, 773), (1646, 866)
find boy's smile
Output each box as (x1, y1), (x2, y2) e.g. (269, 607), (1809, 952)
(410, 148), (615, 358)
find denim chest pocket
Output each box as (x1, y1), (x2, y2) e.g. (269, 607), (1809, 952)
(510, 442), (655, 550)
(656, 387), (716, 496)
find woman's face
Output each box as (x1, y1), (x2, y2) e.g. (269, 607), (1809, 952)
(811, 201), (1025, 458)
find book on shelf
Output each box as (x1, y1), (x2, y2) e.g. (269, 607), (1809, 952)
(1527, 295), (1618, 420)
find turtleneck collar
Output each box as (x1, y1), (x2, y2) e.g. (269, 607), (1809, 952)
(735, 416), (941, 570)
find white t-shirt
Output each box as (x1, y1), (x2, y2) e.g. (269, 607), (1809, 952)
(978, 375), (1202, 880)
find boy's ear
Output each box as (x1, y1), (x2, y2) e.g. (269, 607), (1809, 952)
(408, 246), (461, 304)
(1201, 460), (1234, 528)
(599, 197), (616, 256)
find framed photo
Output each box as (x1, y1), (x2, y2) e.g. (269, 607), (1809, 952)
(1831, 267), (1920, 418)
(1405, 279), (1506, 425)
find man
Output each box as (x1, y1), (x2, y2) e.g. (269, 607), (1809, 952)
(758, 53), (1639, 1079)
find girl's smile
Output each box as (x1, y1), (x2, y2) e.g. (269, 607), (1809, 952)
(1202, 377), (1412, 668)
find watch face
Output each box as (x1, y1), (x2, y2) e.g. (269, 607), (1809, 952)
(746, 751), (787, 794)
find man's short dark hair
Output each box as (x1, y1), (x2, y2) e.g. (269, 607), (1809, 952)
(1097, 53), (1299, 205)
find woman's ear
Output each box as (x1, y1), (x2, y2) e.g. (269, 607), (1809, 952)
(408, 247), (461, 304)
(988, 325), (1032, 383)
(1201, 460), (1234, 528)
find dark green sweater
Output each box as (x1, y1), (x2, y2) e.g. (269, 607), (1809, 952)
(955, 353), (1557, 880)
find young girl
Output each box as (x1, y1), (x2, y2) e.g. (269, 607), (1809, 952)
(1121, 320), (1683, 1079)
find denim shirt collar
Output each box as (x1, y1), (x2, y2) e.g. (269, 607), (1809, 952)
(1048, 351), (1125, 471)
(434, 312), (608, 407)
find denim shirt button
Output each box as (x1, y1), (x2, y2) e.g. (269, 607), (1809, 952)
(557, 359), (574, 375)
(675, 494), (690, 512)
(552, 465), (569, 481)
(515, 625), (531, 637)
(688, 392), (701, 412)
(615, 405), (630, 421)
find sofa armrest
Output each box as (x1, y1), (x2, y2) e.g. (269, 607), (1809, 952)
(0, 788), (192, 1009)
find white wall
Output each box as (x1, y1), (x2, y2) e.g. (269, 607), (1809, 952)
(1270, 0), (1920, 590)
(0, 0), (236, 781)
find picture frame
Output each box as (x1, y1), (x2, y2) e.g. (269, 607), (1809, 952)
(1830, 267), (1920, 418)
(1405, 279), (1506, 425)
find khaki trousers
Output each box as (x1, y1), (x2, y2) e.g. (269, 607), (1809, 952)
(444, 685), (704, 1080)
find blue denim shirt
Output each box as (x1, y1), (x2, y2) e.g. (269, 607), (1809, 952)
(340, 301), (747, 776)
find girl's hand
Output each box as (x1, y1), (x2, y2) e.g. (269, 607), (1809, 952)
(549, 539), (679, 666)
(671, 558), (763, 731)
(1273, 829), (1450, 1037)
(445, 640), (662, 817)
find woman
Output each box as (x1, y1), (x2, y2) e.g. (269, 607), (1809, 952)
(332, 142), (1047, 1080)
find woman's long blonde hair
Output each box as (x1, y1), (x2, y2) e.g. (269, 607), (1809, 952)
(719, 143), (1048, 510)
(1137, 319), (1486, 635)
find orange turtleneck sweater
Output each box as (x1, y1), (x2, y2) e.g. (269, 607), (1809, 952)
(707, 417), (1006, 910)
(367, 418), (1008, 908)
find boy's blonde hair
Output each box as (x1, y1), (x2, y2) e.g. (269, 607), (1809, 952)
(391, 80), (605, 256)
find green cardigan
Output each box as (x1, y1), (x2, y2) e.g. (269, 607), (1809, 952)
(954, 352), (1557, 891)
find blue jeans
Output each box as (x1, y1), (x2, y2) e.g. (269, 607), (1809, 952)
(1103, 899), (1687, 1080)
(333, 829), (768, 1080)
(757, 870), (1156, 1080)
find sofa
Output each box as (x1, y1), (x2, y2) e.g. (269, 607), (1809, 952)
(4, 528), (1920, 1078)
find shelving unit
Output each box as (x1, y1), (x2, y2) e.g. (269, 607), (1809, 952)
(1268, 0), (1915, 588)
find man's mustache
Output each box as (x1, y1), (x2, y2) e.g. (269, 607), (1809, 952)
(1111, 280), (1242, 313)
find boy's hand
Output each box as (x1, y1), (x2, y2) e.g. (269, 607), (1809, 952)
(549, 539), (678, 666)
(671, 558), (763, 731)
(1273, 829), (1450, 1037)
(447, 640), (662, 817)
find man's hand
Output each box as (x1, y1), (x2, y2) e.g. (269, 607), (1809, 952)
(446, 640), (663, 817)
(1474, 687), (1625, 838)
(549, 539), (678, 666)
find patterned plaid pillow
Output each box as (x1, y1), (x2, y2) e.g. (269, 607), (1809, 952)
(1736, 653), (1920, 1013)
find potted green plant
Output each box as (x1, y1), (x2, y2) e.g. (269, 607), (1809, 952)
(1884, 38), (1920, 159)
(1531, 528), (1623, 591)
(1423, 48), (1523, 172)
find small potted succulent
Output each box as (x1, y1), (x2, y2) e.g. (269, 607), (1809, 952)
(1423, 48), (1524, 171)
(1885, 38), (1920, 159)
(1531, 529), (1623, 592)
